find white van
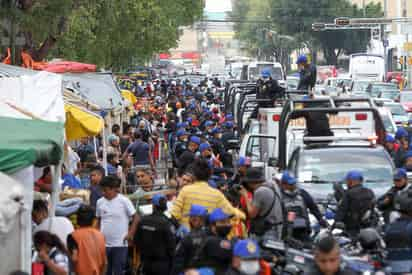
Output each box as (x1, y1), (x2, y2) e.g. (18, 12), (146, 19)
(349, 53), (385, 81)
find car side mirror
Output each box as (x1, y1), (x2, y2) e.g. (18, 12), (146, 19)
(268, 157), (278, 167)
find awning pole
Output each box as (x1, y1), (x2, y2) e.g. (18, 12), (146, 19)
(102, 127), (108, 176)
(50, 163), (62, 216)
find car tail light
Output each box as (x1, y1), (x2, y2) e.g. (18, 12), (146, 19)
(355, 113), (367, 120)
(272, 114), (281, 121)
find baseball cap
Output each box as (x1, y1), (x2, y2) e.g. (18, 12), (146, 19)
(225, 114), (234, 121)
(395, 127), (409, 139)
(296, 54), (308, 64)
(233, 239), (260, 259)
(186, 117), (193, 124)
(208, 208), (233, 223)
(152, 193), (166, 206)
(344, 170), (363, 181)
(281, 171), (297, 185)
(199, 143), (211, 153)
(176, 129), (188, 137)
(394, 168), (407, 180)
(211, 127), (222, 135)
(386, 134), (395, 143)
(238, 157), (251, 167)
(187, 204), (208, 217)
(190, 136), (201, 145)
(261, 69), (271, 78)
(205, 120), (214, 127)
(223, 121), (234, 128)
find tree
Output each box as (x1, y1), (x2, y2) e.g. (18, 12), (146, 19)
(230, 0), (300, 71)
(1, 0), (204, 69)
(232, 0), (383, 66)
(271, 0), (383, 64)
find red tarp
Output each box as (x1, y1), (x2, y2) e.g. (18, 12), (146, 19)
(36, 61), (96, 73)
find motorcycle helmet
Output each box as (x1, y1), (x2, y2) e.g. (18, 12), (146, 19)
(358, 228), (381, 251)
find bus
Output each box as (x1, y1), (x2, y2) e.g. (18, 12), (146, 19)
(349, 53), (385, 81)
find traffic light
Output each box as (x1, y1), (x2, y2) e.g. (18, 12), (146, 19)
(312, 23), (326, 31)
(399, 56), (405, 65)
(335, 17), (350, 26)
(408, 57), (412, 66)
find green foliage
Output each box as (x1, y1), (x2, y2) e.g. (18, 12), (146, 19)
(232, 0), (383, 65)
(1, 0), (204, 70)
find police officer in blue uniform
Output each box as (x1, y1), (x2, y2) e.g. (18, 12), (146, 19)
(225, 239), (261, 275)
(134, 194), (176, 275)
(192, 208), (235, 275)
(296, 54), (317, 91)
(173, 204), (209, 274)
(384, 188), (412, 273)
(334, 170), (375, 237)
(174, 129), (189, 160)
(378, 168), (411, 222)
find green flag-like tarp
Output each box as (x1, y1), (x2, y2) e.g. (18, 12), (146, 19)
(0, 117), (64, 173)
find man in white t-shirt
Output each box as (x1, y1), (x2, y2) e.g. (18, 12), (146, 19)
(96, 175), (139, 275)
(32, 200), (74, 246)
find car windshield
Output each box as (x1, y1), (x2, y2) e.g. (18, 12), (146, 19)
(338, 79), (352, 87)
(401, 93), (412, 102)
(297, 149), (393, 183)
(379, 91), (398, 100)
(287, 78), (299, 89)
(386, 104), (406, 116)
(371, 84), (398, 97)
(352, 81), (370, 91)
(249, 65), (282, 80)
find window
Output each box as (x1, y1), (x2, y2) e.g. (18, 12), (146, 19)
(245, 136), (277, 163)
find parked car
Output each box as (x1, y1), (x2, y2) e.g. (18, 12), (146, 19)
(400, 91), (412, 112)
(365, 82), (398, 98)
(383, 102), (410, 126)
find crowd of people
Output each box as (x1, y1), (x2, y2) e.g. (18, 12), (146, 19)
(27, 73), (412, 275)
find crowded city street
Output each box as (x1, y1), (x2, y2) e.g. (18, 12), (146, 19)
(1, 0), (412, 274)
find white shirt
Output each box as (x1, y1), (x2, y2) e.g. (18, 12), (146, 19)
(34, 217), (74, 246)
(96, 194), (136, 247)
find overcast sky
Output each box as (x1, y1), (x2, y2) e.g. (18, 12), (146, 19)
(205, 0), (232, 12)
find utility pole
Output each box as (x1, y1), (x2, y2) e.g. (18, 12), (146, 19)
(362, 0), (366, 17)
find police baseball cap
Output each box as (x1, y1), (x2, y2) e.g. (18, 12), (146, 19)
(190, 136), (201, 145)
(281, 171), (297, 185)
(233, 239), (260, 259)
(238, 157), (251, 167)
(386, 134), (395, 143)
(208, 208), (233, 223)
(395, 127), (408, 139)
(223, 121), (234, 128)
(176, 129), (188, 137)
(186, 204), (208, 217)
(205, 121), (214, 127)
(394, 168), (407, 180)
(211, 127), (222, 135)
(199, 143), (211, 153)
(152, 193), (166, 206)
(225, 114), (234, 121)
(296, 54), (308, 64)
(344, 170), (363, 181)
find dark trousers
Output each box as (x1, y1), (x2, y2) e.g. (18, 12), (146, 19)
(106, 246), (128, 275)
(141, 258), (171, 275)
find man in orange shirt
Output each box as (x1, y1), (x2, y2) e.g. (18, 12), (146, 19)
(67, 205), (107, 275)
